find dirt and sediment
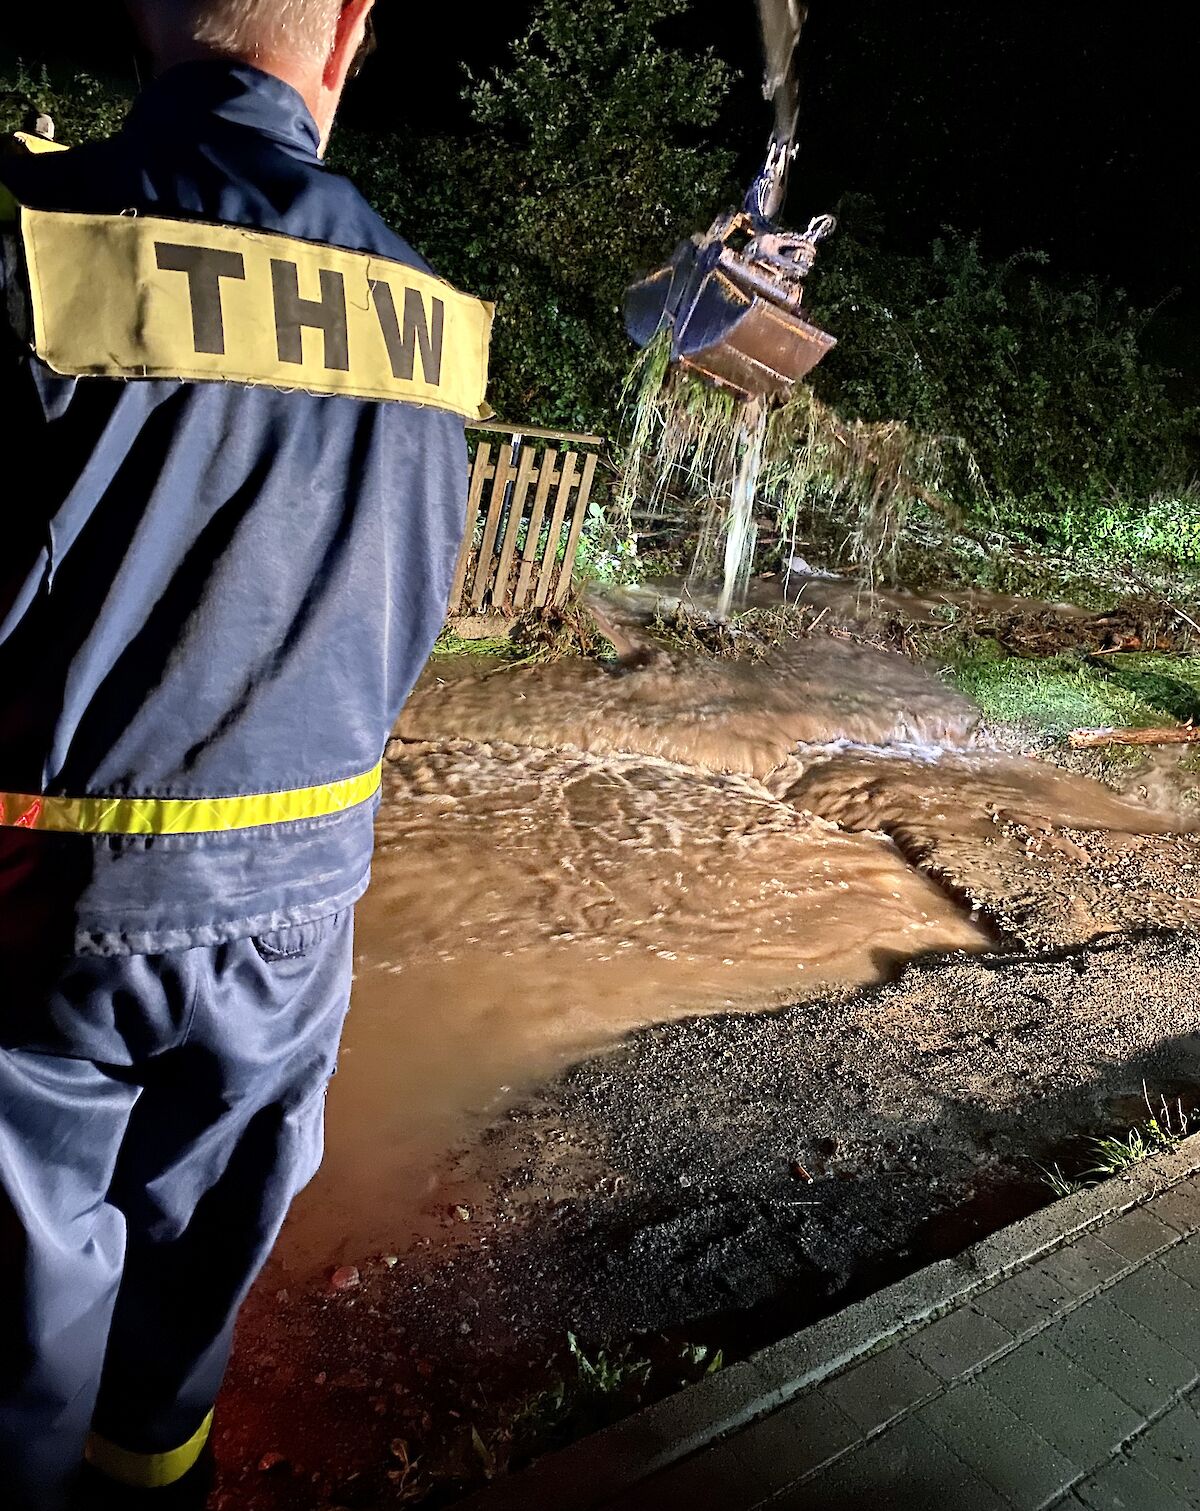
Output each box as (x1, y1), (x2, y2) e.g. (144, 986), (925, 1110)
(215, 581), (1200, 1510)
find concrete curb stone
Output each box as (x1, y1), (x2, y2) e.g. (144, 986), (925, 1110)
(463, 1131), (1200, 1511)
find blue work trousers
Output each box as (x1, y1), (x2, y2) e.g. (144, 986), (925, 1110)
(0, 911), (354, 1508)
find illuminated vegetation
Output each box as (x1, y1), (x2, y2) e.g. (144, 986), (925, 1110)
(3, 0), (1196, 587)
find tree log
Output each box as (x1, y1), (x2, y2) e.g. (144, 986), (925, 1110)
(1068, 725), (1200, 750)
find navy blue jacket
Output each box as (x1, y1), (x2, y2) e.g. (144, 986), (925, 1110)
(0, 63), (468, 955)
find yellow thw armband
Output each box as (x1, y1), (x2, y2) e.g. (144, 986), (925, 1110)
(19, 207), (493, 419)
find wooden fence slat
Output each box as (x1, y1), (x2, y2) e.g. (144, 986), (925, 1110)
(491, 445), (539, 611)
(512, 449), (560, 610)
(468, 420), (604, 446)
(553, 451), (599, 607)
(534, 450), (580, 608)
(471, 445), (516, 610)
(449, 443), (492, 614)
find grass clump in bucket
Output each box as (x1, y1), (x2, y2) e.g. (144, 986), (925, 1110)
(616, 331), (981, 587)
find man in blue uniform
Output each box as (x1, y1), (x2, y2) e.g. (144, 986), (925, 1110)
(0, 1), (491, 1503)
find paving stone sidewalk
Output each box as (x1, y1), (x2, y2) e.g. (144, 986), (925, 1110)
(470, 1140), (1200, 1511)
(609, 1180), (1200, 1510)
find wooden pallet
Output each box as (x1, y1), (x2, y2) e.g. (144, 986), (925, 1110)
(447, 424), (603, 616)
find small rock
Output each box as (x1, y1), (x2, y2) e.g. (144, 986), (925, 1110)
(382, 1254), (399, 1268)
(329, 1265), (361, 1293)
(453, 1205), (472, 1222)
(258, 1451), (288, 1474)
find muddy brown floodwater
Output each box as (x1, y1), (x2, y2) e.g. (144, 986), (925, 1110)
(399, 635), (980, 776)
(277, 632), (1193, 1278)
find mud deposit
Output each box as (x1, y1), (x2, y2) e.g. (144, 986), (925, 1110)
(218, 629), (1200, 1509)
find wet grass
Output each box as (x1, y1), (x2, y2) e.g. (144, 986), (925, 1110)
(947, 651), (1163, 737)
(1096, 653), (1200, 726)
(433, 607), (616, 666)
(915, 615), (1200, 740)
(432, 630), (524, 660)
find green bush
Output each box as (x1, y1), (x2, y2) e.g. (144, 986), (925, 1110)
(807, 198), (1198, 546)
(987, 489), (1200, 570)
(0, 61), (130, 142)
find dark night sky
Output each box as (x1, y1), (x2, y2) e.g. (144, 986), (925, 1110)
(7, 2), (1198, 318)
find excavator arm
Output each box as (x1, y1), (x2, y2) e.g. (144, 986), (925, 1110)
(623, 0), (837, 401)
(745, 0), (805, 228)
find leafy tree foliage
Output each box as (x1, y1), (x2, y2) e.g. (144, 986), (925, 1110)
(808, 197), (1196, 515)
(334, 0), (737, 429)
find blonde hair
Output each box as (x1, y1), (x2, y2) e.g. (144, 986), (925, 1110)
(152, 0), (345, 57)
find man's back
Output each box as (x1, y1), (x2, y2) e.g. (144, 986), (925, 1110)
(0, 61), (470, 955)
(0, 8), (492, 1502)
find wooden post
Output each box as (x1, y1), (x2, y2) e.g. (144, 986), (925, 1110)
(1067, 725), (1200, 749)
(448, 443), (493, 614)
(554, 451), (599, 607)
(471, 444), (516, 611)
(491, 444), (539, 611)
(534, 450), (581, 608)
(513, 449), (560, 611)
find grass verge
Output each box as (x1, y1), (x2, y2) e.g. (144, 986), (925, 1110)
(947, 652), (1166, 738)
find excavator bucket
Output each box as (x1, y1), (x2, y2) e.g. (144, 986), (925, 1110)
(624, 232), (836, 402)
(624, 1), (837, 402)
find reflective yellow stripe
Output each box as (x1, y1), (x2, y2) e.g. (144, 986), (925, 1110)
(0, 762), (382, 836)
(11, 131), (69, 155)
(85, 1408), (214, 1489)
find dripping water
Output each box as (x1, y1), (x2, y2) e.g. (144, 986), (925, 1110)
(716, 397), (769, 619)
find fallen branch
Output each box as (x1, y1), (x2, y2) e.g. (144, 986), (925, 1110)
(1171, 603), (1200, 638)
(1067, 725), (1200, 750)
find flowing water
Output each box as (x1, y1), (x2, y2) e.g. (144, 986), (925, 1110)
(397, 637), (980, 778)
(717, 400), (769, 619)
(281, 632), (1192, 1273)
(612, 570), (1093, 631)
(298, 744), (987, 1267)
(771, 746), (1184, 847)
